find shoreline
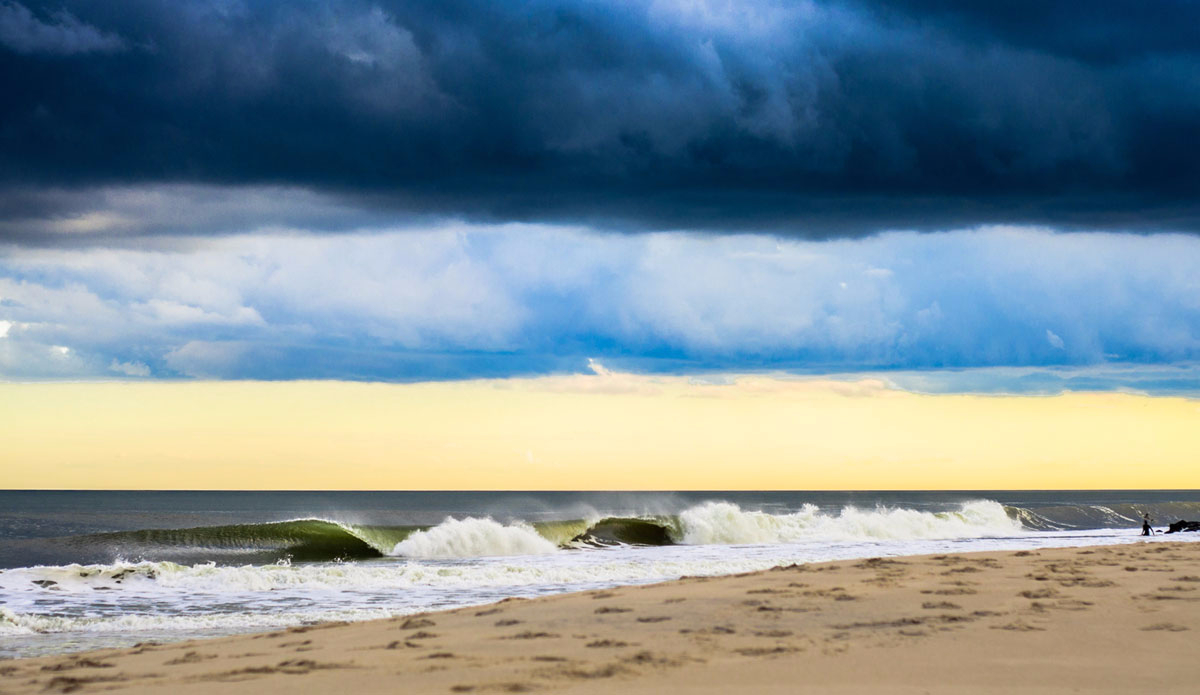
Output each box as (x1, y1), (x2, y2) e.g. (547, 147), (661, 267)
(3, 540), (1199, 693)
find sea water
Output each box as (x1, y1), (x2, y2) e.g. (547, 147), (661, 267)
(2, 490), (1198, 659)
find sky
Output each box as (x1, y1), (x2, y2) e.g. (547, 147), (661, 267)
(1, 1), (1198, 489)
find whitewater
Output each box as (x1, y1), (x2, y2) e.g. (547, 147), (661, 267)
(2, 490), (1199, 659)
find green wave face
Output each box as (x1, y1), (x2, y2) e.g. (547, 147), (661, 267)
(543, 517), (680, 547)
(79, 520), (422, 563)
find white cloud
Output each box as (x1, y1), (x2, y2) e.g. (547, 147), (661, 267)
(1, 224), (1199, 382)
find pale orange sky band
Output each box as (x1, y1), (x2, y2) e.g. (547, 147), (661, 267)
(3, 374), (1198, 490)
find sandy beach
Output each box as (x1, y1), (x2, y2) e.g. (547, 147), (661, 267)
(2, 540), (1198, 694)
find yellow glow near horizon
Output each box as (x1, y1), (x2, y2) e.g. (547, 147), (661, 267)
(2, 375), (1198, 490)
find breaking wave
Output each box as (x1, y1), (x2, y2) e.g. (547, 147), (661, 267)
(26, 498), (1200, 567)
(17, 500), (1041, 565)
(676, 500), (1022, 544)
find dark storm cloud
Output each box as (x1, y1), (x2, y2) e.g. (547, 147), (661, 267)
(0, 1), (126, 55)
(2, 0), (1199, 239)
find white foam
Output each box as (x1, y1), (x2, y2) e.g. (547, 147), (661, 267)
(389, 517), (559, 558)
(677, 500), (1024, 545)
(5, 528), (1198, 659)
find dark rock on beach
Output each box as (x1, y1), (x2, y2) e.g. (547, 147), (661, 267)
(1164, 520), (1200, 534)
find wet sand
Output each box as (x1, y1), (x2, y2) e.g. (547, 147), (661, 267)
(2, 541), (1198, 694)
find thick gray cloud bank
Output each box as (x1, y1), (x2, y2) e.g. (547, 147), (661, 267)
(2, 226), (1199, 393)
(2, 0), (1199, 239)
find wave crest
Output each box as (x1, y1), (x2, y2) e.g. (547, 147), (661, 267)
(15, 500), (1034, 565)
(390, 517), (559, 558)
(677, 500), (1022, 545)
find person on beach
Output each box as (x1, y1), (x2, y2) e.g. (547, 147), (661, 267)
(1142, 513), (1154, 536)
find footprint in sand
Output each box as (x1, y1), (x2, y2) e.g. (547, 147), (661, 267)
(991, 621), (1046, 632)
(753, 629), (793, 638)
(621, 650), (691, 668)
(921, 601), (961, 610)
(942, 566), (983, 575)
(505, 631), (560, 640)
(586, 639), (629, 648)
(734, 646), (800, 657)
(399, 617), (436, 630)
(407, 631), (438, 639)
(202, 659), (345, 681)
(40, 658), (115, 672)
(41, 675), (122, 693)
(594, 606), (631, 614)
(553, 663), (630, 679)
(922, 587), (977, 596)
(855, 558), (909, 568)
(164, 651), (218, 665)
(1140, 623), (1189, 632)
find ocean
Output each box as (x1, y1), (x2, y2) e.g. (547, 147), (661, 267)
(2, 490), (1199, 659)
